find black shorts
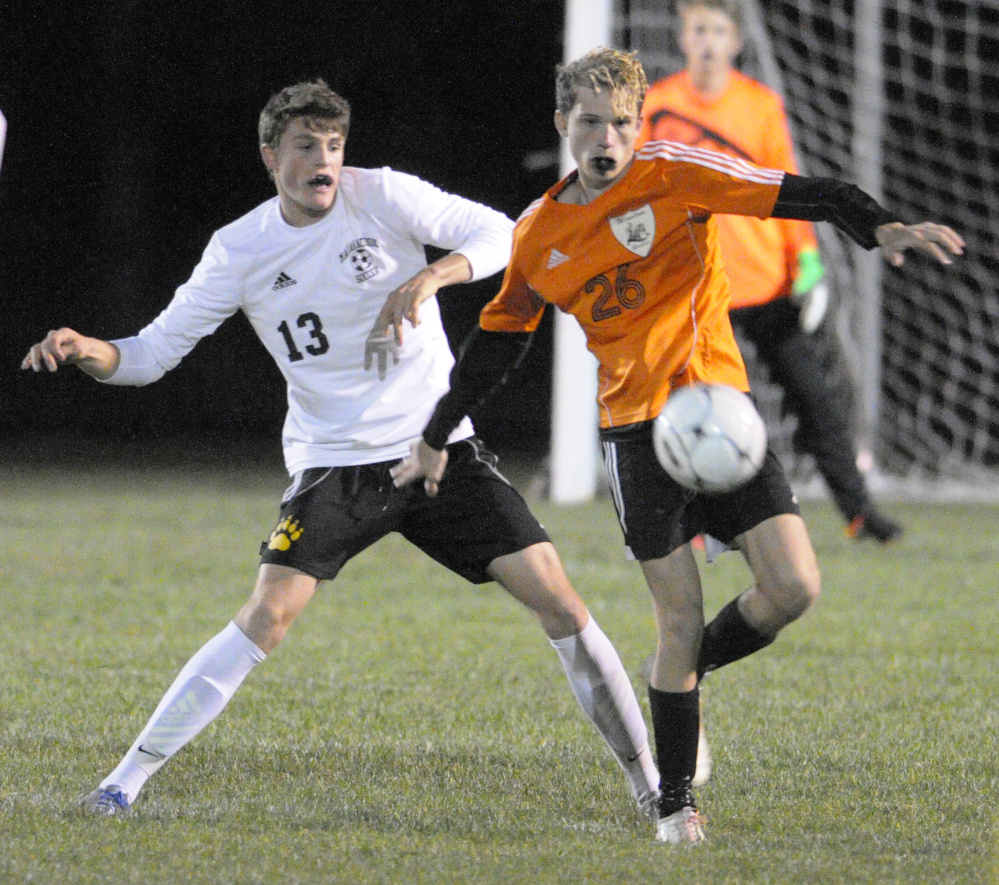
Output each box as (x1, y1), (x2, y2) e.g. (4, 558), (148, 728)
(602, 435), (800, 562)
(259, 438), (549, 584)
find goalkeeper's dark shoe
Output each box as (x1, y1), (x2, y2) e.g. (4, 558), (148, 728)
(847, 508), (904, 543)
(81, 786), (130, 817)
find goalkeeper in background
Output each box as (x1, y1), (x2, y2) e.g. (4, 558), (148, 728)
(638, 0), (902, 542)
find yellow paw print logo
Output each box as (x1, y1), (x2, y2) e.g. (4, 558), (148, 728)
(268, 516), (304, 551)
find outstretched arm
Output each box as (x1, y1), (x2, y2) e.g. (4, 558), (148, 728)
(771, 174), (964, 266)
(21, 328), (120, 381)
(390, 327), (533, 495)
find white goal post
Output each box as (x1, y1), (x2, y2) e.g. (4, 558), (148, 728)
(0, 109), (7, 180)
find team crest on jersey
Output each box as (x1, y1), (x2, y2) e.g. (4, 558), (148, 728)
(609, 205), (655, 258)
(339, 237), (382, 283)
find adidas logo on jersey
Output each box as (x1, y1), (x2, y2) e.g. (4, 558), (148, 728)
(547, 249), (570, 269)
(272, 271), (297, 290)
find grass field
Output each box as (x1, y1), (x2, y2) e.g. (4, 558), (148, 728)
(1, 455), (997, 884)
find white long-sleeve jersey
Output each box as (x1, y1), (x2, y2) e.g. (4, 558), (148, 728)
(103, 166), (514, 473)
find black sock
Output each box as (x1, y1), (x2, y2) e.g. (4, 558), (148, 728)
(648, 685), (699, 814)
(697, 597), (774, 680)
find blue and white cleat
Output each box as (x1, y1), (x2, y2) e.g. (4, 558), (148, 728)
(82, 785), (130, 817)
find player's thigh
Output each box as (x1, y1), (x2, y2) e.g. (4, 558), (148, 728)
(640, 544), (705, 637)
(737, 513), (820, 613)
(400, 438), (549, 584)
(234, 564), (320, 653)
(487, 542), (588, 638)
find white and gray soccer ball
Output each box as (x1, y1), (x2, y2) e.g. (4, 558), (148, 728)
(652, 383), (768, 494)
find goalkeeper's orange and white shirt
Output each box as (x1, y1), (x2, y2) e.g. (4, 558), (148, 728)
(480, 145), (782, 430)
(637, 70), (819, 309)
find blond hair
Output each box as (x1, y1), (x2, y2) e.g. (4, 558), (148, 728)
(555, 48), (648, 117)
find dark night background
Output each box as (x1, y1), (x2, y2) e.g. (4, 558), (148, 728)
(1, 1), (567, 469)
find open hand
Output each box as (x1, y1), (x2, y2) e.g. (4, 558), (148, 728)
(876, 222), (965, 267)
(364, 256), (474, 378)
(390, 439), (448, 497)
(21, 328), (120, 379)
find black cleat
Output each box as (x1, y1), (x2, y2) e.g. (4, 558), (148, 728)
(847, 508), (904, 543)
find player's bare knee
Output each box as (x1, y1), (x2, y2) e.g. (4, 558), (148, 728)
(773, 563), (821, 621)
(235, 597), (298, 651)
(540, 605), (589, 640)
(523, 582), (589, 638)
(489, 542), (588, 633)
(796, 559), (822, 612)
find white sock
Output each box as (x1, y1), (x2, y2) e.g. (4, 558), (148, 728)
(100, 621), (266, 803)
(550, 617), (660, 803)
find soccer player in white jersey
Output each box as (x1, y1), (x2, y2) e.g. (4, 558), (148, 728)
(22, 80), (660, 822)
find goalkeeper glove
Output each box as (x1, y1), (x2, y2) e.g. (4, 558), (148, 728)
(792, 248), (828, 333)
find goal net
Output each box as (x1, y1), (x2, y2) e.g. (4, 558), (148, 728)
(618, 0), (999, 489)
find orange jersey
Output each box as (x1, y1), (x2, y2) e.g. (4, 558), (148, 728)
(637, 70), (818, 309)
(480, 145), (782, 429)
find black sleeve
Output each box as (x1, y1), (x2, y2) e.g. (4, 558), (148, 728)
(422, 328), (535, 450)
(771, 174), (900, 250)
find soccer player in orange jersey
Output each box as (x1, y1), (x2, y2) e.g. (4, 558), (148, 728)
(391, 49), (963, 844)
(638, 0), (903, 543)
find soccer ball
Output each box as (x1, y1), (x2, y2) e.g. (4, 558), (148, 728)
(652, 384), (768, 493)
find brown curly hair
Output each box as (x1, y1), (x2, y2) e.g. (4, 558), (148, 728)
(258, 79), (351, 150)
